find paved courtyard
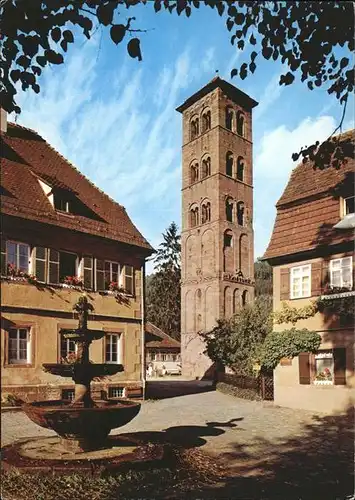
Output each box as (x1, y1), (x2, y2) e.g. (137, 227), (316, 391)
(2, 383), (354, 499)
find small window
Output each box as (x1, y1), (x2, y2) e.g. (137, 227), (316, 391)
(60, 336), (77, 363)
(226, 152), (233, 177)
(344, 196), (355, 215)
(62, 389), (75, 401)
(224, 231), (233, 248)
(202, 110), (211, 132)
(330, 257), (352, 289)
(226, 198), (233, 222)
(237, 111), (245, 137)
(290, 265), (311, 299)
(105, 333), (122, 364)
(201, 157), (211, 178)
(104, 261), (120, 290)
(314, 351), (334, 385)
(201, 202), (211, 224)
(6, 241), (30, 273)
(123, 265), (134, 295)
(225, 106), (234, 131)
(190, 207), (199, 227)
(54, 193), (71, 213)
(190, 162), (199, 183)
(237, 157), (244, 182)
(108, 387), (125, 398)
(237, 201), (245, 226)
(190, 117), (199, 140)
(59, 251), (77, 283)
(8, 327), (31, 365)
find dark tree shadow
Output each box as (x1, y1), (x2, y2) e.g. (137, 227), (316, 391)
(145, 380), (215, 400)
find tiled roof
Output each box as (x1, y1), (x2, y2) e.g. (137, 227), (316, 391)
(1, 122), (153, 253)
(263, 129), (355, 261)
(176, 76), (258, 113)
(145, 322), (180, 349)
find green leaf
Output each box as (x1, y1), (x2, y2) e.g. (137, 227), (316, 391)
(97, 2), (115, 26)
(45, 49), (64, 65)
(249, 33), (256, 45)
(231, 68), (238, 78)
(127, 38), (142, 61)
(250, 51), (257, 61)
(36, 55), (47, 67)
(154, 0), (161, 12)
(226, 18), (234, 31)
(10, 69), (21, 83)
(110, 24), (126, 45)
(63, 30), (74, 43)
(51, 27), (61, 43)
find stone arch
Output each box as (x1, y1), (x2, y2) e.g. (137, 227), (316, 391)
(185, 234), (198, 277)
(223, 229), (234, 273)
(190, 115), (199, 140)
(195, 289), (203, 332)
(225, 106), (234, 131)
(239, 234), (249, 277)
(224, 286), (233, 318)
(185, 290), (195, 333)
(236, 111), (245, 137)
(201, 228), (215, 276)
(201, 154), (211, 178)
(242, 289), (248, 307)
(205, 286), (215, 331)
(201, 107), (211, 133)
(190, 204), (199, 227)
(190, 160), (199, 183)
(226, 151), (234, 177)
(237, 156), (244, 182)
(233, 289), (240, 314)
(237, 201), (245, 226)
(225, 196), (234, 222)
(201, 199), (211, 224)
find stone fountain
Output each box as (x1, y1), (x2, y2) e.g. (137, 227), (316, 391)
(2, 294), (165, 475)
(22, 294), (140, 452)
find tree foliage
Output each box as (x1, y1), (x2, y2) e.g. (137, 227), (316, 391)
(273, 300), (318, 326)
(1, 1), (353, 166)
(258, 328), (321, 371)
(200, 295), (273, 375)
(146, 222), (181, 340)
(254, 258), (272, 297)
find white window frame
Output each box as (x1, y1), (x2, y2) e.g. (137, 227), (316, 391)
(109, 387), (125, 399)
(104, 260), (120, 290)
(8, 327), (31, 365)
(330, 256), (353, 289)
(60, 336), (78, 362)
(290, 264), (311, 299)
(344, 196), (355, 216)
(105, 333), (122, 364)
(6, 240), (30, 273)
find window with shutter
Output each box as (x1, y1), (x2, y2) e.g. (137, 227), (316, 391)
(290, 265), (311, 299)
(49, 249), (60, 284)
(311, 261), (322, 296)
(298, 352), (311, 384)
(123, 265), (134, 295)
(35, 247), (47, 282)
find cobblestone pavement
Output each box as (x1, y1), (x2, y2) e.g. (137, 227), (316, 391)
(2, 384), (353, 499)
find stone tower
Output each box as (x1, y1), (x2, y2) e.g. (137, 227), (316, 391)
(176, 77), (258, 379)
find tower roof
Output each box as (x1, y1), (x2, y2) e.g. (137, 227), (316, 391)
(176, 76), (258, 113)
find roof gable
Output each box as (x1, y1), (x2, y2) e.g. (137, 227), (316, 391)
(145, 322), (180, 349)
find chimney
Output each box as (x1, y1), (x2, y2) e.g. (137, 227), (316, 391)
(1, 108), (7, 133)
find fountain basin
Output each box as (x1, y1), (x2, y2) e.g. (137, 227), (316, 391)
(23, 399), (141, 452)
(42, 363), (124, 378)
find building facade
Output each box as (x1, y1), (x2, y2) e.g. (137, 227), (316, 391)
(145, 322), (181, 376)
(263, 130), (355, 413)
(177, 77), (258, 379)
(1, 116), (153, 402)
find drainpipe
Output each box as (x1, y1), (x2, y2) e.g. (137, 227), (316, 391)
(141, 262), (146, 399)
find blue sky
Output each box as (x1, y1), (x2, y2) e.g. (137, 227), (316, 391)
(11, 5), (354, 274)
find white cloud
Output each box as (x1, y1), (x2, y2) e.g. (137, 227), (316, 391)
(253, 115), (337, 258)
(253, 72), (284, 122)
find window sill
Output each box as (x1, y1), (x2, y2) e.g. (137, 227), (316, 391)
(313, 380), (333, 386)
(4, 363), (34, 368)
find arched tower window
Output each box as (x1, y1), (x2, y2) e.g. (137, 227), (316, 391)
(201, 156), (211, 178)
(225, 197), (234, 222)
(237, 201), (245, 226)
(190, 117), (199, 140)
(242, 290), (248, 307)
(225, 106), (234, 131)
(226, 151), (233, 177)
(201, 201), (211, 224)
(237, 156), (244, 182)
(190, 206), (199, 227)
(237, 111), (245, 137)
(201, 109), (211, 133)
(190, 162), (199, 183)
(223, 229), (234, 272)
(233, 289), (239, 314)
